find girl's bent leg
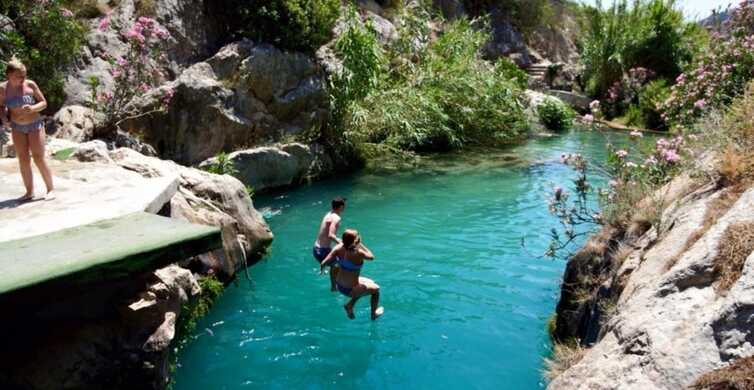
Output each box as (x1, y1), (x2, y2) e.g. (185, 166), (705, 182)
(28, 128), (54, 197)
(359, 277), (383, 320)
(11, 130), (33, 198)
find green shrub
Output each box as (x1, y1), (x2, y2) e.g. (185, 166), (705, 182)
(637, 79), (669, 130)
(0, 0), (85, 111)
(339, 17), (528, 154)
(624, 104), (643, 128)
(203, 152), (238, 176)
(537, 98), (574, 131)
(212, 0), (340, 52)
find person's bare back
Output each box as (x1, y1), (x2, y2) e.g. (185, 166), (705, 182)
(315, 211), (341, 248)
(313, 197), (346, 291)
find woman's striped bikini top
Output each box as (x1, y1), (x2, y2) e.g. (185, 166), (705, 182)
(5, 94), (35, 109)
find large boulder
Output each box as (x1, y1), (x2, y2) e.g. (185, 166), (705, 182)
(433, 0), (467, 20)
(198, 142), (334, 192)
(108, 147), (273, 275)
(51, 105), (98, 142)
(123, 40), (329, 165)
(484, 7), (532, 68)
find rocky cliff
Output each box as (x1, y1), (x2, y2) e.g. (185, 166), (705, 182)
(549, 170), (754, 389)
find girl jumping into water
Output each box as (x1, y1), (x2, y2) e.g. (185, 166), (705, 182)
(0, 57), (54, 201)
(321, 229), (384, 320)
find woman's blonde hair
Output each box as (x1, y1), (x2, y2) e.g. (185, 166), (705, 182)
(6, 56), (27, 77)
(342, 229), (361, 250)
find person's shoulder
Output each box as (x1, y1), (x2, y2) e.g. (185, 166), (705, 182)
(25, 80), (39, 89)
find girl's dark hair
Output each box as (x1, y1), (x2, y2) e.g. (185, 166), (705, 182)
(342, 229), (360, 250)
(331, 196), (346, 210)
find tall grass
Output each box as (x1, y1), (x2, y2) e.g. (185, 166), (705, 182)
(338, 17), (528, 155)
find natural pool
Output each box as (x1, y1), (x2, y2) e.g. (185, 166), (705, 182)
(174, 130), (629, 389)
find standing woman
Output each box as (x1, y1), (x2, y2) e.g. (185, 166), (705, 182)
(321, 229), (384, 320)
(1, 57), (54, 200)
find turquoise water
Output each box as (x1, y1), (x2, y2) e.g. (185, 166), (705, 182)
(174, 130), (626, 389)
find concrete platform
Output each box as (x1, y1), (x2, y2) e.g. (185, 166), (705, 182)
(0, 158), (179, 242)
(0, 212), (221, 295)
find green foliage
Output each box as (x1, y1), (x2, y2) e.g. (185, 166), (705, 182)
(537, 98), (574, 132)
(204, 152), (239, 176)
(0, 0), (85, 111)
(338, 17), (528, 154)
(637, 79), (669, 129)
(171, 275), (225, 382)
(623, 104), (643, 127)
(245, 185), (255, 198)
(580, 0), (702, 98)
(213, 0), (340, 52)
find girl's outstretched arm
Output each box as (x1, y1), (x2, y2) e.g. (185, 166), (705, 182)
(320, 244), (342, 272)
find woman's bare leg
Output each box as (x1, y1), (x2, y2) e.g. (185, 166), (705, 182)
(28, 128), (54, 197)
(359, 277), (383, 320)
(11, 130), (33, 198)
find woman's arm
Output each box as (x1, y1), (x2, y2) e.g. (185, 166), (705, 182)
(25, 80), (47, 113)
(359, 243), (375, 260)
(320, 244), (343, 271)
(0, 85), (8, 128)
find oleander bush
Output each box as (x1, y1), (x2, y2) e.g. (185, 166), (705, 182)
(661, 0), (754, 128)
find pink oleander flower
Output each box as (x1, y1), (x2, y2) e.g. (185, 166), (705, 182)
(60, 7), (74, 17)
(661, 149), (681, 163)
(616, 150), (628, 159)
(694, 99), (707, 110)
(98, 13), (112, 31)
(630, 130), (643, 138)
(139, 83), (150, 93)
(583, 114), (594, 124)
(589, 100), (600, 110)
(116, 57), (128, 67)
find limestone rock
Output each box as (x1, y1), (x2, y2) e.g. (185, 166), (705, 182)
(51, 105), (98, 142)
(198, 142), (333, 192)
(433, 0), (467, 20)
(549, 180), (754, 389)
(63, 0), (222, 107)
(123, 40), (329, 164)
(109, 147), (274, 276)
(484, 8), (532, 67)
(71, 140), (113, 163)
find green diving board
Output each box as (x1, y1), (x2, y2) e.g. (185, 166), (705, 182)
(0, 212), (222, 295)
